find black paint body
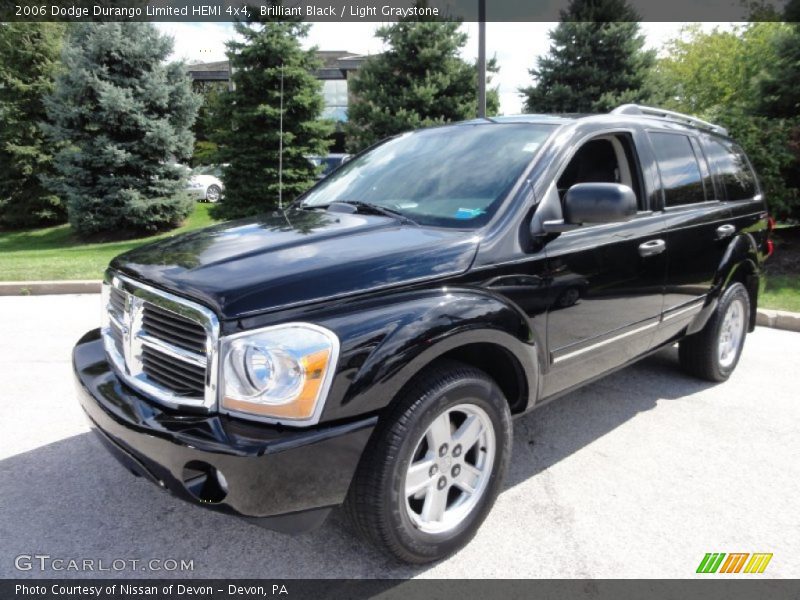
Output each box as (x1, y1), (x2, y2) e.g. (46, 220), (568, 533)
(75, 114), (771, 528)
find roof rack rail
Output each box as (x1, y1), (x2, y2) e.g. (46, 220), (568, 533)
(611, 104), (728, 136)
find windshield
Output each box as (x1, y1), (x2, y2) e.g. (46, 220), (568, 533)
(193, 165), (222, 177)
(322, 156), (346, 175)
(300, 123), (555, 228)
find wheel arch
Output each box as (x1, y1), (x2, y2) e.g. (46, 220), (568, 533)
(687, 234), (760, 336)
(319, 288), (542, 422)
(355, 327), (539, 421)
(717, 233), (761, 332)
(393, 337), (534, 417)
(723, 258), (759, 331)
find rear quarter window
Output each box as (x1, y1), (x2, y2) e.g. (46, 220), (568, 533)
(703, 138), (758, 201)
(649, 131), (707, 207)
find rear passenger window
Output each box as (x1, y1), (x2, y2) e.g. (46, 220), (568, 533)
(703, 138), (757, 200)
(650, 132), (706, 207)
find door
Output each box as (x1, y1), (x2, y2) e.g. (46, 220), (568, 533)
(647, 131), (733, 346)
(541, 132), (667, 397)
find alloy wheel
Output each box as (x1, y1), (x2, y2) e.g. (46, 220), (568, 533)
(404, 403), (496, 534)
(718, 297), (745, 369)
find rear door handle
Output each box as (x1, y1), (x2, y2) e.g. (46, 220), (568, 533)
(638, 239), (666, 257)
(716, 224), (736, 239)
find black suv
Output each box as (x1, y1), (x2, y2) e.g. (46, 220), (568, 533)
(73, 105), (772, 563)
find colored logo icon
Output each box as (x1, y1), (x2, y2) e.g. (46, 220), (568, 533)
(697, 553), (773, 574)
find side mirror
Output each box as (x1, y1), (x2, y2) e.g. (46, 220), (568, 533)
(542, 183), (637, 233)
(564, 183), (637, 224)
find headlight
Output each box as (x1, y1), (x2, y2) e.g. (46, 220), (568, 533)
(219, 323), (339, 424)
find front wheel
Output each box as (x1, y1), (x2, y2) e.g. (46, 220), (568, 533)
(679, 282), (750, 382)
(344, 360), (512, 563)
(206, 184), (222, 203)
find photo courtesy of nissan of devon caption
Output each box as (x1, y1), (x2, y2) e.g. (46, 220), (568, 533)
(73, 105), (773, 564)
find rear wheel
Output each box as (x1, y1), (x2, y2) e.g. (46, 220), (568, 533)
(679, 282), (750, 382)
(344, 360), (511, 563)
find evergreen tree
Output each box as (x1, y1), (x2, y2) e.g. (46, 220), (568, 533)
(520, 0), (654, 114)
(756, 23), (800, 119)
(753, 3), (800, 218)
(210, 20), (332, 220)
(0, 23), (66, 229)
(46, 23), (199, 237)
(191, 80), (226, 166)
(345, 19), (500, 152)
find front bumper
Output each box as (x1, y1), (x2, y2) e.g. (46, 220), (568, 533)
(73, 329), (376, 532)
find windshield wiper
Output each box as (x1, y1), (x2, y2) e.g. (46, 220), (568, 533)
(327, 200), (419, 226)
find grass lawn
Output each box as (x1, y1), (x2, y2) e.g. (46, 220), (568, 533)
(761, 225), (800, 313)
(761, 275), (800, 312)
(1, 206), (799, 314)
(0, 203), (218, 281)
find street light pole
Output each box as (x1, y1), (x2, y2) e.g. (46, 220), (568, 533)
(477, 0), (486, 118)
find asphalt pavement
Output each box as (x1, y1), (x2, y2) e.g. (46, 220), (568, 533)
(1, 294), (798, 579)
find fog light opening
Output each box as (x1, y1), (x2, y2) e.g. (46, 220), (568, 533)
(182, 461), (228, 504)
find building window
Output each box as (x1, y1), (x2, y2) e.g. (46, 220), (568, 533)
(321, 79), (348, 122)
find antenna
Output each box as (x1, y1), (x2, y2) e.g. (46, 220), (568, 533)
(278, 62), (284, 210)
(477, 0), (486, 118)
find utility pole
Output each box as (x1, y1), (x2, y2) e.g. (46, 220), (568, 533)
(477, 0), (486, 118)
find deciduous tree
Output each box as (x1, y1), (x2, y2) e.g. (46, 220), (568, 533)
(655, 23), (799, 220)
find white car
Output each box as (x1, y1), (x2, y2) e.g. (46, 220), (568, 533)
(186, 165), (224, 203)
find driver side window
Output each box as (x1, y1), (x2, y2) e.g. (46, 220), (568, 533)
(557, 134), (644, 210)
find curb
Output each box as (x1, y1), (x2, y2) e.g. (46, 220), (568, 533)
(756, 308), (800, 332)
(0, 280), (102, 296)
(1, 280), (799, 332)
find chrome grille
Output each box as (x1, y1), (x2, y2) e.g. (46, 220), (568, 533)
(108, 317), (125, 358)
(142, 303), (207, 355)
(141, 346), (206, 397)
(109, 286), (126, 315)
(101, 273), (219, 410)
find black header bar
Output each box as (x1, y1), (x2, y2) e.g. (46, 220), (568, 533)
(2, 0), (794, 22)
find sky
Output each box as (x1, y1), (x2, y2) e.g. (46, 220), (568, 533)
(155, 21), (733, 114)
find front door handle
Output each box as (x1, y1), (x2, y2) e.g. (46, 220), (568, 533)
(638, 239), (666, 257)
(716, 224), (736, 239)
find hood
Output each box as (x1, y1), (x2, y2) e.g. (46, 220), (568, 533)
(111, 209), (480, 318)
(188, 175), (221, 187)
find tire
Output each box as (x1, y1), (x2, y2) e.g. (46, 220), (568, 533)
(344, 359), (512, 564)
(555, 286), (581, 308)
(679, 282), (750, 382)
(206, 184), (221, 203)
